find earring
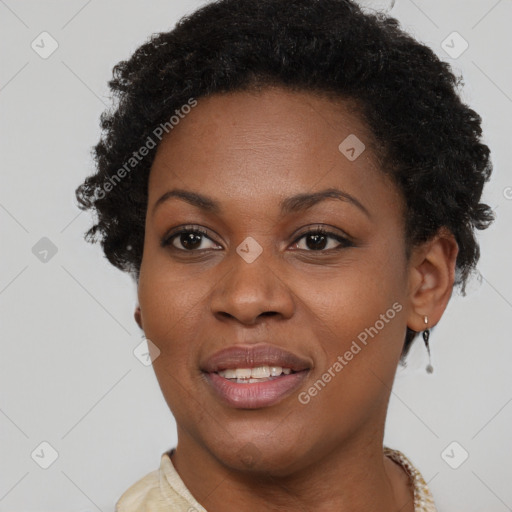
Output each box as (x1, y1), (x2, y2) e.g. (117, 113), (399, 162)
(423, 316), (433, 374)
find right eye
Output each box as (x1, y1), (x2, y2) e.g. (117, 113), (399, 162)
(161, 226), (222, 252)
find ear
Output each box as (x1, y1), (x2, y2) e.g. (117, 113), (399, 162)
(134, 305), (143, 330)
(406, 227), (459, 331)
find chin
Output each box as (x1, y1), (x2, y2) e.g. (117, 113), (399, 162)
(206, 433), (311, 478)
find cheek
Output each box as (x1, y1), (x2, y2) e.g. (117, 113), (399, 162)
(296, 269), (407, 436)
(137, 266), (210, 415)
(137, 258), (212, 365)
(305, 242), (405, 329)
(300, 237), (408, 382)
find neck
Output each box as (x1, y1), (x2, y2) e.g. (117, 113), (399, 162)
(171, 427), (414, 512)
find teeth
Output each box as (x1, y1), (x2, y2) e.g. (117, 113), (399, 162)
(251, 366), (271, 378)
(217, 365), (293, 379)
(270, 366), (282, 377)
(235, 368), (252, 379)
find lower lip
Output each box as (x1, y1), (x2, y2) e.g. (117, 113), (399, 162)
(204, 371), (309, 409)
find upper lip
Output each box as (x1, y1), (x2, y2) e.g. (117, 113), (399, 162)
(201, 344), (311, 373)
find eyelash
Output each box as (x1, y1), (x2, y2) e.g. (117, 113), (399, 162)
(161, 225), (354, 253)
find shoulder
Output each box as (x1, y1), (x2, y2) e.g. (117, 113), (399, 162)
(384, 446), (437, 512)
(114, 449), (207, 512)
(115, 468), (161, 512)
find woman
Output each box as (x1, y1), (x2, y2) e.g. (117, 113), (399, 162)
(75, 0), (494, 510)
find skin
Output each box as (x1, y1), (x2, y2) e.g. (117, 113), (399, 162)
(134, 86), (459, 511)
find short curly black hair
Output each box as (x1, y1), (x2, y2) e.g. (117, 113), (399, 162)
(75, 0), (494, 357)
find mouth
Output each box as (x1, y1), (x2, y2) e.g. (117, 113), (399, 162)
(201, 344), (311, 409)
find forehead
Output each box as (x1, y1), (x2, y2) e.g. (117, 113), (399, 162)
(147, 87), (398, 218)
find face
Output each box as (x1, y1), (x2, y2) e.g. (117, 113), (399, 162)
(137, 87), (412, 476)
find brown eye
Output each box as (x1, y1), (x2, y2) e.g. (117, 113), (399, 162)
(161, 227), (221, 252)
(291, 228), (353, 251)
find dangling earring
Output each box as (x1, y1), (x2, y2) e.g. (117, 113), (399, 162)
(423, 316), (433, 374)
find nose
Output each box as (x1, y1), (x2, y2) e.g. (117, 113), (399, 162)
(209, 242), (295, 325)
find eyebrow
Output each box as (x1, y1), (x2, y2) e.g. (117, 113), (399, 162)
(152, 187), (370, 218)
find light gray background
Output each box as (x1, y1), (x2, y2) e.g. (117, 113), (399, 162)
(1, 0), (511, 510)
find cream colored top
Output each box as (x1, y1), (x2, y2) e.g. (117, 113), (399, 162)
(116, 446), (437, 511)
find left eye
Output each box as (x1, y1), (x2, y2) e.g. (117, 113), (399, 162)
(291, 229), (353, 251)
